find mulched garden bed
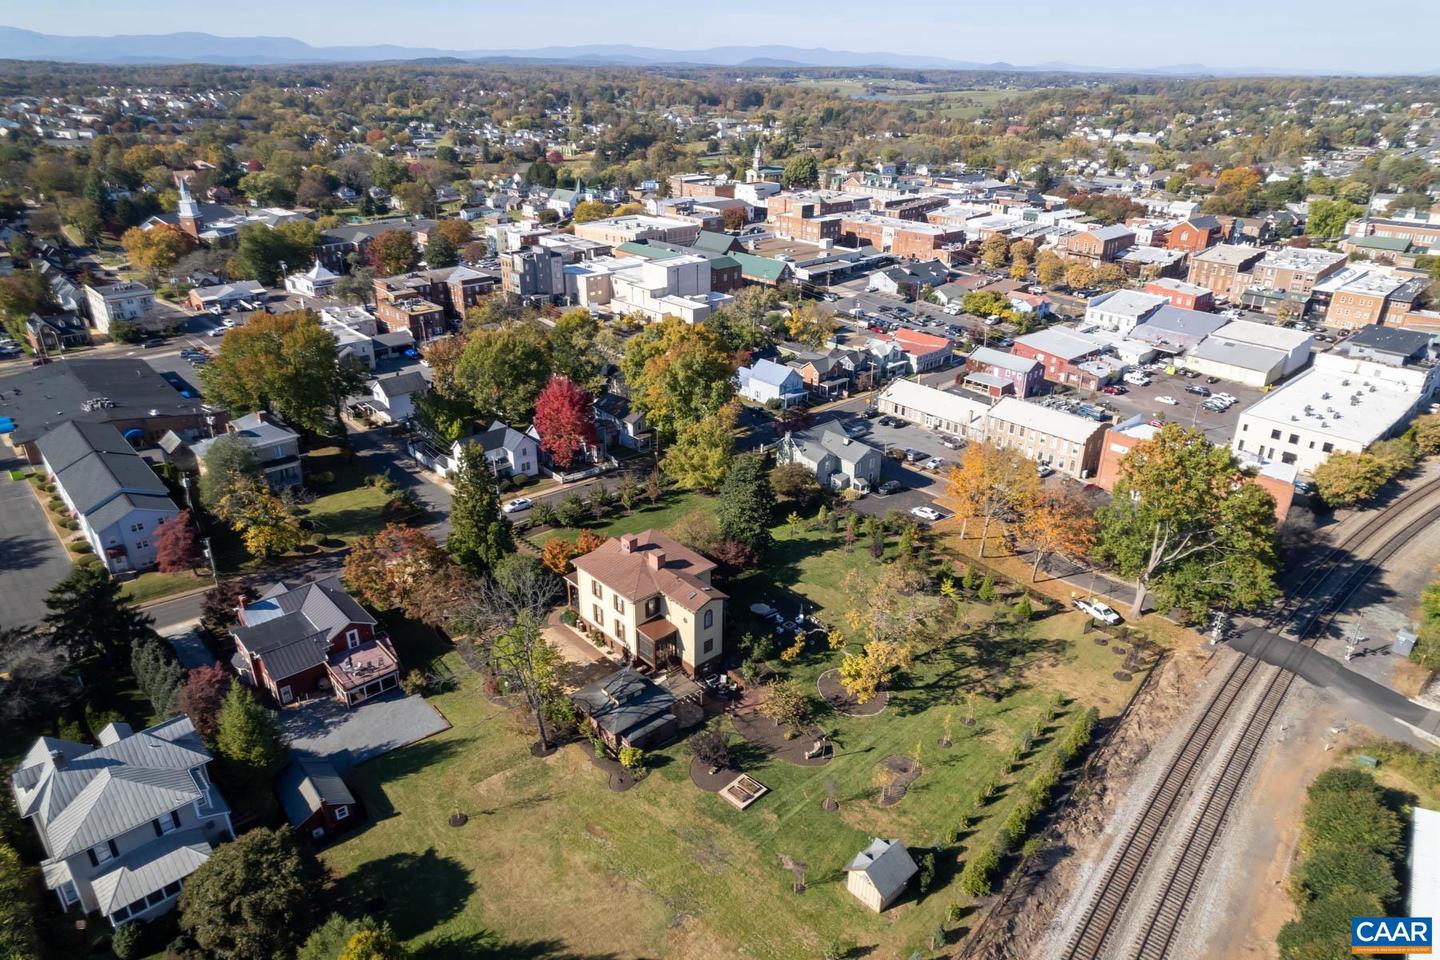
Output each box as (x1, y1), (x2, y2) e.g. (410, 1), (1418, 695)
(587, 752), (636, 792)
(730, 707), (832, 766)
(877, 755), (922, 807)
(817, 668), (888, 717)
(690, 757), (737, 793)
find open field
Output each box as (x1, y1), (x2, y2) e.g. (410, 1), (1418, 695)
(324, 506), (1147, 959)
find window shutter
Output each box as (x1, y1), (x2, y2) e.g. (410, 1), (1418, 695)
(152, 819), (163, 837)
(108, 840), (119, 859)
(87, 848), (98, 868)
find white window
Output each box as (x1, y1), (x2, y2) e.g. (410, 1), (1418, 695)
(59, 881), (79, 907)
(334, 805), (350, 821)
(157, 811), (178, 835)
(346, 629), (360, 649)
(92, 842), (115, 865)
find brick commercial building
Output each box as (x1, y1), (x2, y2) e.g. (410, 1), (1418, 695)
(374, 296), (446, 342)
(963, 346), (1044, 398)
(573, 214), (701, 248)
(1011, 328), (1110, 391)
(1060, 225), (1135, 262)
(1185, 244), (1265, 301)
(839, 213), (963, 260)
(373, 266), (494, 325)
(1165, 215), (1222, 254)
(1143, 278), (1215, 312)
(1314, 267), (1419, 331)
(1344, 215), (1440, 250)
(984, 397), (1107, 480)
(1248, 247), (1348, 297)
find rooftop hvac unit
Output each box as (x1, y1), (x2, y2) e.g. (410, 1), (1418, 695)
(1321, 392), (1331, 400)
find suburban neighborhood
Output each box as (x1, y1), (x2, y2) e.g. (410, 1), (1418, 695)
(2, 7), (1440, 960)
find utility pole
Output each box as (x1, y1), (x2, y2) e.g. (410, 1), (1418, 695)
(201, 537), (219, 586)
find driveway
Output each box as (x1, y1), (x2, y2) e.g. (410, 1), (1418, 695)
(347, 423), (454, 537)
(0, 476), (72, 628)
(281, 691), (451, 770)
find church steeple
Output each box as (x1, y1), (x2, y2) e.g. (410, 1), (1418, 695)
(177, 176), (202, 239)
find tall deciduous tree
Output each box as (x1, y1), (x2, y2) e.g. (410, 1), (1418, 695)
(547, 308), (602, 388)
(454, 321), (552, 425)
(619, 317), (735, 441)
(661, 403), (737, 491)
(199, 434), (259, 510)
(201, 310), (353, 435)
(0, 626), (78, 724)
(533, 376), (597, 469)
(0, 840), (42, 960)
(216, 475), (308, 559)
(784, 301), (836, 349)
(780, 153), (819, 188)
(344, 524), (464, 621)
(367, 228), (420, 275)
(716, 452), (775, 554)
(121, 224), (190, 284)
(423, 231), (457, 268)
(44, 564), (154, 665)
(944, 442), (1039, 556)
(1095, 424), (1278, 619)
(179, 828), (324, 960)
(446, 444), (515, 577)
(1021, 490), (1096, 581)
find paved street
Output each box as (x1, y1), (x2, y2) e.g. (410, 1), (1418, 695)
(0, 474), (72, 628)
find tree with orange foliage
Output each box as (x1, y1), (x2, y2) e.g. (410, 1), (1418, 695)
(944, 442), (1039, 556)
(540, 530), (607, 574)
(343, 524), (466, 622)
(1021, 490), (1096, 582)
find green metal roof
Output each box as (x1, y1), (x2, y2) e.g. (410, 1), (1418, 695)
(692, 231), (739, 254)
(1348, 235), (1412, 252)
(615, 241), (681, 261)
(732, 252), (789, 281)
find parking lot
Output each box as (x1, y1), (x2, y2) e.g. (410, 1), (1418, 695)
(1068, 366), (1263, 447)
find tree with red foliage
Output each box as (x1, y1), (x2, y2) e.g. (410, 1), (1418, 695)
(533, 376), (597, 469)
(709, 539), (758, 574)
(177, 663), (231, 740)
(154, 511), (203, 573)
(776, 405), (815, 437)
(343, 523), (465, 623)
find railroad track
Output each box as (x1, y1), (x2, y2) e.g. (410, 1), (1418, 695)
(1061, 477), (1440, 960)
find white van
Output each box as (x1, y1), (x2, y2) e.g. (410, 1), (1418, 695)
(1123, 371), (1152, 387)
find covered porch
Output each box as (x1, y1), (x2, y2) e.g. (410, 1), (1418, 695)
(326, 634), (402, 708)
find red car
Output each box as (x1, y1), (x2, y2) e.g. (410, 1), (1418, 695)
(1100, 384), (1126, 395)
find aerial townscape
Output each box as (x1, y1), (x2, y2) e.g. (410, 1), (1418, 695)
(5, 3), (1440, 959)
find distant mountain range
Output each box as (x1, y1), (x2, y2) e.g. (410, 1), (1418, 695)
(0, 27), (1411, 76)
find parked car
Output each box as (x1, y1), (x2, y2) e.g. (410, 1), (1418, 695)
(502, 497), (533, 514)
(1215, 393), (1237, 404)
(924, 457), (944, 471)
(1185, 384), (1211, 396)
(1100, 384), (1127, 395)
(1037, 464), (1054, 478)
(910, 506), (943, 522)
(1205, 376), (1220, 384)
(1123, 372), (1151, 387)
(878, 480), (902, 495)
(142, 337), (166, 348)
(1155, 395), (1178, 406)
(904, 449), (925, 462)
(1073, 597), (1122, 625)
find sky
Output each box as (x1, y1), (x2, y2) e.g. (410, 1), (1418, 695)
(0, 0), (1436, 74)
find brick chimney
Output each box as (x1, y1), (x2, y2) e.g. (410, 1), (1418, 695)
(619, 534), (638, 554)
(646, 550), (666, 571)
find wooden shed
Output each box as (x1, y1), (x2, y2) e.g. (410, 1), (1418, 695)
(844, 838), (918, 912)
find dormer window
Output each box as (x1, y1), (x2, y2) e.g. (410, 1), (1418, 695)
(346, 629), (361, 649)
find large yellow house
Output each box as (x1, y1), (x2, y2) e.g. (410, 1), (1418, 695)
(568, 530), (726, 677)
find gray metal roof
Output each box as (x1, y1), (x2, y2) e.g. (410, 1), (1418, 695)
(234, 578), (376, 682)
(34, 421), (135, 473)
(784, 421), (877, 467)
(276, 757), (355, 827)
(90, 829), (213, 915)
(845, 838), (918, 899)
(375, 371), (428, 399)
(11, 717), (212, 859)
(54, 448), (170, 516)
(572, 669), (676, 740)
(87, 493), (178, 534)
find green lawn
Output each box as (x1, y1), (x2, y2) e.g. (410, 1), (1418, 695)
(321, 513), (1146, 960)
(121, 569), (211, 606)
(526, 490), (718, 547)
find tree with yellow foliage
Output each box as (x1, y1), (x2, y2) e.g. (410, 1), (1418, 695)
(945, 442), (1040, 556)
(1021, 489), (1096, 581)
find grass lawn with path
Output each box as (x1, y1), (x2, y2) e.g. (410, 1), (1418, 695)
(322, 505), (1148, 959)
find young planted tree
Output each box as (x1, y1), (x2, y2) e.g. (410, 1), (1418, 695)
(1095, 424), (1279, 619)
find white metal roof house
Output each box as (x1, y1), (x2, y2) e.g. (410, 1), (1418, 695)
(776, 421), (883, 492)
(10, 717), (233, 926)
(737, 358), (808, 408)
(845, 838), (918, 912)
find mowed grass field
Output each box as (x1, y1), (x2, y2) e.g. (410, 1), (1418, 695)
(322, 506), (1147, 959)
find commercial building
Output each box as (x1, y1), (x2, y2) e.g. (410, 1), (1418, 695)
(1186, 244), (1265, 301)
(1060, 224), (1135, 262)
(1231, 349), (1434, 473)
(983, 397), (1107, 480)
(963, 346), (1044, 398)
(1143, 278), (1215, 312)
(1314, 267), (1412, 330)
(876, 378), (989, 437)
(84, 281), (155, 336)
(36, 421), (179, 574)
(1011, 328), (1111, 391)
(1084, 289), (1168, 335)
(573, 214), (702, 248)
(1248, 247), (1347, 296)
(1129, 305), (1229, 355)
